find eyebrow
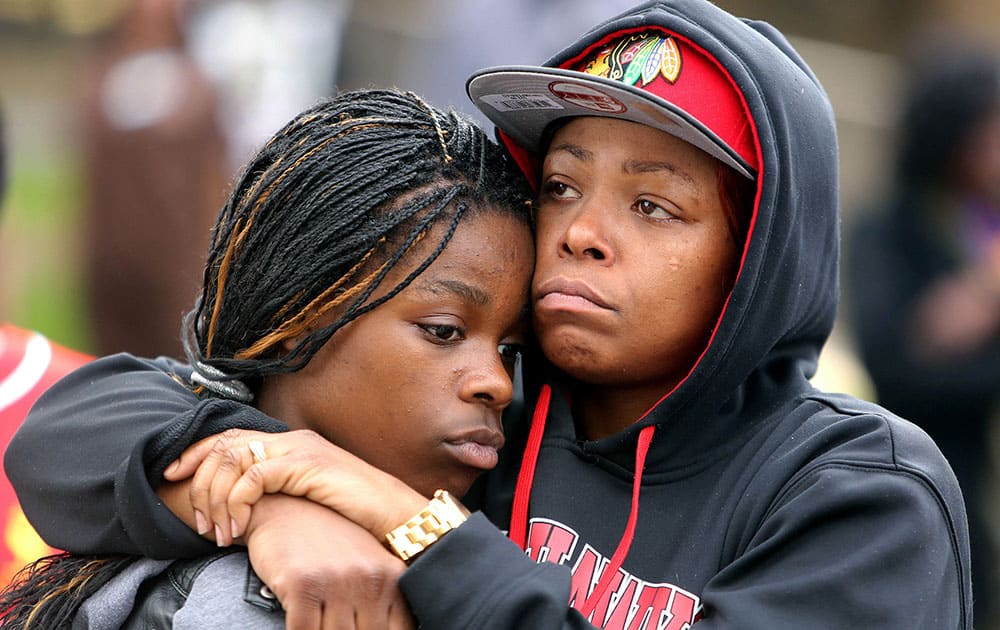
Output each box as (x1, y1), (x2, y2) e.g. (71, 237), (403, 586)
(548, 142), (593, 162)
(416, 279), (491, 307)
(549, 142), (698, 188)
(623, 160), (697, 187)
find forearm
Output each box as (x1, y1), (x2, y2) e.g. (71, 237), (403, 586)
(241, 493), (415, 628)
(157, 479), (203, 536)
(4, 353), (287, 556)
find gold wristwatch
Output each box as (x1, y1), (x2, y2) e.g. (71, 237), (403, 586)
(385, 490), (470, 562)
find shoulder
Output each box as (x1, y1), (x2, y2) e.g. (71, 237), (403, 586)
(768, 391), (969, 581)
(793, 391), (957, 480)
(27, 352), (196, 410)
(84, 351), (194, 384)
(734, 392), (972, 626)
(747, 389), (969, 553)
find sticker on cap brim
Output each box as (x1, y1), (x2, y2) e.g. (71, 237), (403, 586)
(479, 93), (564, 112)
(548, 81), (626, 113)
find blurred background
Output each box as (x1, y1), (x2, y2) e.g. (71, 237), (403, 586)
(5, 0), (1000, 377)
(0, 0), (998, 623)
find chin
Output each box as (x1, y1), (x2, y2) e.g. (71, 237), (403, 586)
(440, 477), (475, 499)
(542, 337), (617, 384)
(450, 481), (474, 499)
(431, 469), (479, 499)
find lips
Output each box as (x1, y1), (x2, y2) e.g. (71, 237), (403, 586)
(534, 277), (613, 311)
(444, 428), (505, 471)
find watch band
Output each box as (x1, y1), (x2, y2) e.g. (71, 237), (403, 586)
(385, 490), (471, 562)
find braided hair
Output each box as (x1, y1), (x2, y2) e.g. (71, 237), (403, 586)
(187, 88), (531, 400)
(0, 88), (531, 629)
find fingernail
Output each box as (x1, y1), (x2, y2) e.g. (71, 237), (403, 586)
(230, 517), (240, 540)
(194, 510), (209, 535)
(164, 460), (180, 476)
(215, 523), (226, 547)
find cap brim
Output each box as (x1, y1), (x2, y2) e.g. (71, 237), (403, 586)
(468, 66), (754, 180)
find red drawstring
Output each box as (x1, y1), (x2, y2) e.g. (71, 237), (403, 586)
(509, 383), (551, 549)
(509, 388), (657, 622)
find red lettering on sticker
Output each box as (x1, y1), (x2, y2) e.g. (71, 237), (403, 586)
(549, 81), (626, 114)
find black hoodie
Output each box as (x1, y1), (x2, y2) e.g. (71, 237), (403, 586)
(6, 1), (971, 628)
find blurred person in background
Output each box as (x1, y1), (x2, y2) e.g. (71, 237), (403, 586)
(80, 0), (228, 358)
(847, 40), (1000, 629)
(184, 0), (351, 172)
(0, 110), (92, 584)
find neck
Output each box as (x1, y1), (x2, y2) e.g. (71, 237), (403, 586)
(569, 381), (669, 441)
(255, 376), (305, 431)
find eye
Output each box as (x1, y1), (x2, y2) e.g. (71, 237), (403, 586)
(635, 198), (676, 219)
(541, 179), (581, 201)
(419, 323), (465, 344)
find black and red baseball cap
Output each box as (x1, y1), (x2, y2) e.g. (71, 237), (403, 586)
(468, 25), (757, 181)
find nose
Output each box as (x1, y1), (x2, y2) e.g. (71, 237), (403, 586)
(460, 351), (514, 411)
(558, 200), (615, 263)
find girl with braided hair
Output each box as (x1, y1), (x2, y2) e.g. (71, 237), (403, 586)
(0, 87), (533, 628)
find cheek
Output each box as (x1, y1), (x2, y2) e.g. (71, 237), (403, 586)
(682, 251), (736, 313)
(531, 227), (564, 285)
(532, 210), (562, 249)
(644, 236), (736, 323)
(296, 334), (397, 435)
(331, 386), (424, 471)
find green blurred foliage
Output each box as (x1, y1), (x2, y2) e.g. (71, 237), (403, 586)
(3, 152), (93, 353)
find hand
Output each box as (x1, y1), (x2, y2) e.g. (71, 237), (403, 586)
(163, 429), (426, 545)
(245, 494), (415, 630)
(910, 268), (1000, 359)
(226, 430), (427, 541)
(163, 428), (276, 545)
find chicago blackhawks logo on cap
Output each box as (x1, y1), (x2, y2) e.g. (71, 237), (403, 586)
(546, 32), (684, 115)
(580, 33), (682, 86)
